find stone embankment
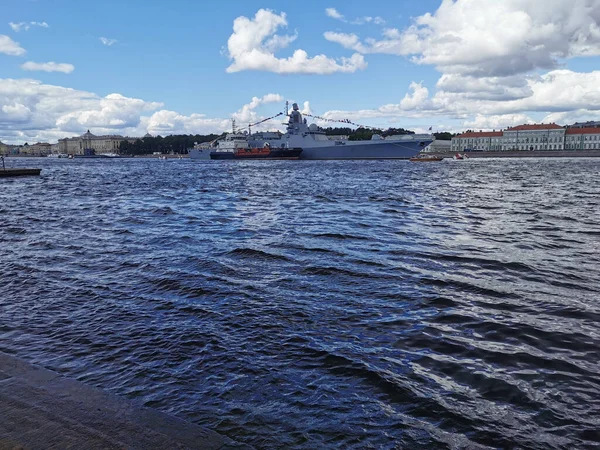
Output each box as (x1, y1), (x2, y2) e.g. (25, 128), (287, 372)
(435, 150), (600, 158)
(0, 352), (249, 450)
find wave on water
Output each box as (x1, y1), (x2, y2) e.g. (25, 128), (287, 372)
(1, 157), (599, 449)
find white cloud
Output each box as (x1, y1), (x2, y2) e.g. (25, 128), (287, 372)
(0, 78), (164, 142)
(21, 61), (75, 74)
(231, 93), (284, 124)
(316, 69), (600, 130)
(99, 37), (118, 46)
(8, 21), (48, 32)
(0, 35), (26, 56)
(144, 110), (230, 136)
(300, 101), (312, 115)
(435, 74), (533, 101)
(325, 8), (345, 21)
(325, 0), (600, 77)
(324, 8), (385, 25)
(0, 77), (289, 144)
(400, 82), (430, 110)
(463, 114), (535, 131)
(226, 9), (366, 74)
(321, 0), (600, 132)
(323, 32), (368, 53)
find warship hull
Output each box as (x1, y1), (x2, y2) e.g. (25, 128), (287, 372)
(296, 140), (429, 160)
(191, 140), (431, 161)
(189, 149), (211, 160)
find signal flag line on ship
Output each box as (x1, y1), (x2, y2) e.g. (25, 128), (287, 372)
(248, 112), (285, 129)
(302, 113), (378, 130)
(246, 110), (379, 131)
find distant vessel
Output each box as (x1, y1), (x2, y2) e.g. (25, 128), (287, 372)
(190, 122), (248, 160)
(190, 103), (433, 161)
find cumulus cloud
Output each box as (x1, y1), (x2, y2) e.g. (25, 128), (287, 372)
(21, 61), (75, 74)
(324, 8), (385, 25)
(0, 78), (290, 143)
(0, 35), (26, 56)
(325, 0), (600, 77)
(99, 37), (117, 46)
(325, 8), (345, 21)
(55, 93), (163, 131)
(317, 69), (600, 130)
(0, 78), (164, 142)
(300, 101), (312, 115)
(400, 82), (430, 110)
(435, 74), (534, 101)
(232, 93), (284, 124)
(9, 21), (48, 32)
(226, 9), (366, 74)
(463, 114), (535, 131)
(144, 110), (230, 136)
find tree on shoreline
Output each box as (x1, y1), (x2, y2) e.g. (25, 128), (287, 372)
(119, 134), (220, 155)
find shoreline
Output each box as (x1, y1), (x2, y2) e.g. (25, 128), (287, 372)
(433, 150), (600, 158)
(4, 149), (600, 159)
(0, 351), (248, 450)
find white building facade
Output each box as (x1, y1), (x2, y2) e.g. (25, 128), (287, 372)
(451, 131), (503, 152)
(565, 127), (600, 150)
(451, 124), (597, 152)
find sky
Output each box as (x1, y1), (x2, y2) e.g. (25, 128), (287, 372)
(1, 0), (600, 144)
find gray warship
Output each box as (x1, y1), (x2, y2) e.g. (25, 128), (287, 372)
(189, 103), (433, 160)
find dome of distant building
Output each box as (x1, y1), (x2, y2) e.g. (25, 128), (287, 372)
(144, 133), (153, 138)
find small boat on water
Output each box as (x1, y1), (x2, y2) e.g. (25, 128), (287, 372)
(453, 153), (468, 160)
(0, 156), (41, 177)
(409, 154), (444, 162)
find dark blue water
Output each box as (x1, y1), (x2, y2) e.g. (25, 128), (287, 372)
(1, 157), (600, 449)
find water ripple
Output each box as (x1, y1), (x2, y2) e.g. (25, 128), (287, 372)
(1, 157), (600, 449)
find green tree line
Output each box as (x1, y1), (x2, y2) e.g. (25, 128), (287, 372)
(119, 134), (221, 155)
(322, 126), (415, 141)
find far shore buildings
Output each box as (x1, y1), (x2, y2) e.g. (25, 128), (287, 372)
(451, 123), (600, 152)
(58, 130), (145, 155)
(2, 130), (146, 156)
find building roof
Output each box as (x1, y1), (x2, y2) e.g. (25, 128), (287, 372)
(565, 127), (600, 135)
(506, 123), (563, 131)
(455, 131), (503, 138)
(570, 121), (600, 128)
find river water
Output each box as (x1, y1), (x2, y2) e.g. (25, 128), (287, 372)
(1, 157), (599, 449)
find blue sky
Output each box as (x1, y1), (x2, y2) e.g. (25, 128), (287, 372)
(1, 0), (600, 143)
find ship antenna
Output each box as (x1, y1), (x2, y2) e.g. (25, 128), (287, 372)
(285, 101), (289, 117)
(231, 118), (237, 133)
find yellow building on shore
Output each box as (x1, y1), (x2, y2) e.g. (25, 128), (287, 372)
(58, 130), (139, 155)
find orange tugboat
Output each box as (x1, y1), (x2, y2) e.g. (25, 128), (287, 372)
(210, 143), (302, 160)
